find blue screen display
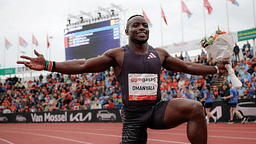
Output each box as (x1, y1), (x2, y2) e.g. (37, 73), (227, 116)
(64, 18), (120, 60)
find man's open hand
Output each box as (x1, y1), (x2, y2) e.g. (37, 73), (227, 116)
(17, 50), (46, 71)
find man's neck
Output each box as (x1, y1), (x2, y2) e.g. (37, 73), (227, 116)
(128, 41), (148, 54)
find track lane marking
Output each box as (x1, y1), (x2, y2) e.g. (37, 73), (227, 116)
(0, 138), (14, 144)
(2, 129), (190, 143)
(1, 131), (92, 144)
(5, 128), (256, 141)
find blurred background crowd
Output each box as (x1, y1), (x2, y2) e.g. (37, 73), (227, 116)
(0, 42), (255, 114)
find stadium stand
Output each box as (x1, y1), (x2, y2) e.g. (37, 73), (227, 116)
(0, 50), (255, 114)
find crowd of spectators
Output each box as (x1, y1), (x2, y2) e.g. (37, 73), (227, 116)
(0, 43), (255, 114)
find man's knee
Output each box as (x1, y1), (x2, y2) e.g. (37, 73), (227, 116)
(189, 101), (204, 118)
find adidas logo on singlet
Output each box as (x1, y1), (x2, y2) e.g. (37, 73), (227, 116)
(147, 52), (157, 59)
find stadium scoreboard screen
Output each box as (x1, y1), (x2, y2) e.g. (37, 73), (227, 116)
(64, 18), (120, 60)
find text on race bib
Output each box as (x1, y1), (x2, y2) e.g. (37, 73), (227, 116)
(128, 74), (158, 101)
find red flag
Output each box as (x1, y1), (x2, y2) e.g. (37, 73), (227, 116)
(19, 36), (28, 48)
(142, 10), (152, 27)
(32, 34), (39, 46)
(204, 0), (213, 15)
(182, 1), (192, 18)
(161, 6), (168, 25)
(47, 34), (50, 48)
(5, 38), (12, 49)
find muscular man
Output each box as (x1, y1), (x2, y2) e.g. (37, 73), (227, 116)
(17, 15), (227, 144)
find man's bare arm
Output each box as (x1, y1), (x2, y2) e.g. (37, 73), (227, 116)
(55, 50), (115, 74)
(156, 48), (227, 75)
(17, 49), (120, 75)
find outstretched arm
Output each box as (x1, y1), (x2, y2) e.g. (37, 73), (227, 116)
(156, 48), (227, 75)
(17, 49), (118, 75)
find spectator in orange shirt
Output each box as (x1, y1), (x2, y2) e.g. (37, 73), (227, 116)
(171, 79), (178, 88)
(2, 97), (10, 107)
(10, 103), (17, 113)
(198, 76), (204, 87)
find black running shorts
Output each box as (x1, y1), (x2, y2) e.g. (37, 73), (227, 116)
(121, 100), (169, 143)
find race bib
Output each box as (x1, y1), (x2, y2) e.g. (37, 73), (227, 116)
(128, 74), (158, 101)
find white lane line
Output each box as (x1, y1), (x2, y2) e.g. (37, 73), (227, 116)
(1, 131), (92, 144)
(0, 138), (14, 144)
(6, 129), (190, 143)
(149, 127), (256, 133)
(5, 127), (256, 142)
(208, 129), (256, 134)
(210, 135), (256, 140)
(148, 131), (256, 141)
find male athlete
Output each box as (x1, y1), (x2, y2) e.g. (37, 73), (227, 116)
(17, 15), (228, 144)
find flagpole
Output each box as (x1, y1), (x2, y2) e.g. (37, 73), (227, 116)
(253, 0), (256, 56)
(18, 36), (20, 67)
(181, 0), (184, 42)
(32, 33), (34, 58)
(31, 33), (33, 81)
(203, 0), (206, 38)
(253, 0), (256, 27)
(160, 4), (163, 48)
(226, 0), (230, 32)
(4, 38), (6, 69)
(49, 40), (51, 61)
(46, 33), (48, 60)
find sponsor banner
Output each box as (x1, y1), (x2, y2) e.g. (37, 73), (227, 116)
(238, 28), (256, 42)
(0, 108), (122, 123)
(208, 99), (256, 123)
(0, 68), (15, 75)
(1, 100), (255, 123)
(159, 39), (202, 54)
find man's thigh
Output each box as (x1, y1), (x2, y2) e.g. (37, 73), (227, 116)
(148, 100), (169, 129)
(163, 98), (204, 128)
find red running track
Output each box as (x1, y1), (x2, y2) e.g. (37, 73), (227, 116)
(0, 122), (255, 144)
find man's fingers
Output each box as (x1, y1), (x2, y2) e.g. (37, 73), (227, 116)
(17, 61), (30, 65)
(34, 49), (40, 57)
(24, 62), (31, 68)
(20, 56), (32, 60)
(17, 61), (25, 64)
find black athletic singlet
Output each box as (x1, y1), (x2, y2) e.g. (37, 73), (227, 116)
(117, 45), (162, 111)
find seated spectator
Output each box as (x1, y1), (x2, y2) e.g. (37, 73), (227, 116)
(182, 86), (191, 99)
(240, 90), (250, 99)
(166, 91), (173, 100)
(189, 87), (197, 100)
(210, 74), (217, 84)
(242, 70), (252, 83)
(247, 83), (255, 99)
(106, 99), (115, 108)
(90, 99), (102, 109)
(246, 50), (253, 59)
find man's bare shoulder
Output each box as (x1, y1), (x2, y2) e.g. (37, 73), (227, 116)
(104, 47), (124, 57)
(154, 48), (171, 58)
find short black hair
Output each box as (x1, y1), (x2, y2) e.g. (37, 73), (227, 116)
(126, 14), (145, 29)
(127, 14), (144, 22)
